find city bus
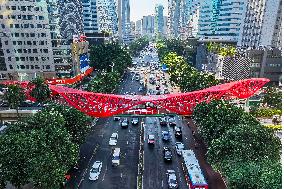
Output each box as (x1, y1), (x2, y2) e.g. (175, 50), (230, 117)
(181, 150), (208, 189)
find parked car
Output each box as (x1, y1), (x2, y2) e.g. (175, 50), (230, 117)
(175, 142), (184, 156)
(89, 161), (102, 181)
(120, 118), (129, 128)
(166, 170), (178, 188)
(163, 147), (172, 161)
(148, 134), (155, 145)
(138, 87), (143, 92)
(112, 148), (120, 166)
(164, 88), (170, 94)
(109, 133), (118, 146)
(174, 126), (182, 138)
(131, 117), (139, 125)
(159, 117), (167, 126)
(162, 131), (171, 141)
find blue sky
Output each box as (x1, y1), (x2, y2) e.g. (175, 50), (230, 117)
(129, 0), (168, 22)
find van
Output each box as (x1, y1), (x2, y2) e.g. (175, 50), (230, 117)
(112, 148), (120, 166)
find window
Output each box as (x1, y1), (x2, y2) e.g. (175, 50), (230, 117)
(23, 49), (27, 53)
(31, 65), (34, 69)
(33, 49), (37, 53)
(15, 24), (20, 28)
(40, 41), (44, 45)
(26, 33), (29, 37)
(24, 24), (29, 28)
(39, 16), (44, 20)
(29, 57), (34, 61)
(35, 65), (40, 69)
(18, 41), (22, 45)
(17, 49), (22, 53)
(30, 24), (34, 28)
(0, 15), (3, 19)
(26, 65), (29, 69)
(20, 65), (25, 69)
(21, 33), (24, 37)
(28, 49), (31, 53)
(11, 6), (16, 10)
(46, 65), (51, 69)
(37, 24), (42, 28)
(1, 24), (5, 29)
(27, 15), (32, 20)
(27, 41), (32, 45)
(20, 57), (25, 61)
(9, 65), (13, 69)
(5, 41), (8, 45)
(35, 57), (39, 61)
(43, 49), (48, 53)
(6, 49), (10, 53)
(8, 57), (11, 61)
(15, 33), (19, 37)
(10, 24), (13, 28)
(30, 33), (35, 37)
(33, 41), (36, 45)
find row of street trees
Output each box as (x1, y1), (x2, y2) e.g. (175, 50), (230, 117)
(0, 79), (92, 188)
(128, 37), (149, 57)
(193, 100), (281, 188)
(88, 42), (132, 93)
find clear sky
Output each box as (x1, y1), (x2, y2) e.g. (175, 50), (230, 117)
(129, 0), (168, 22)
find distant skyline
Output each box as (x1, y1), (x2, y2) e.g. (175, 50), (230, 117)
(129, 0), (168, 22)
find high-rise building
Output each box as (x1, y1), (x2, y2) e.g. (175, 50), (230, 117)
(187, 0), (200, 37)
(238, 0), (282, 49)
(168, 0), (181, 38)
(97, 0), (118, 34)
(116, 0), (130, 43)
(135, 19), (143, 38)
(155, 4), (165, 37)
(0, 0), (55, 81)
(198, 0), (246, 42)
(142, 15), (155, 38)
(82, 0), (99, 33)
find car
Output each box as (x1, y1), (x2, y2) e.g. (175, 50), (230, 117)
(164, 88), (169, 94)
(156, 91), (161, 95)
(131, 117), (139, 125)
(174, 126), (182, 138)
(148, 134), (155, 144)
(135, 75), (140, 81)
(159, 117), (167, 126)
(166, 170), (178, 188)
(175, 142), (184, 156)
(112, 148), (120, 166)
(156, 85), (160, 90)
(168, 117), (176, 127)
(138, 87), (143, 92)
(120, 118), (129, 128)
(163, 147), (172, 161)
(109, 133), (118, 146)
(113, 117), (120, 121)
(140, 80), (144, 85)
(89, 161), (102, 181)
(162, 131), (170, 141)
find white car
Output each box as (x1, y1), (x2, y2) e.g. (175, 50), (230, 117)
(175, 142), (185, 155)
(167, 170), (178, 188)
(89, 161), (102, 181)
(109, 133), (118, 146)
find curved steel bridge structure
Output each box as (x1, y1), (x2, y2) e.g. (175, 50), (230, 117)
(2, 78), (269, 117)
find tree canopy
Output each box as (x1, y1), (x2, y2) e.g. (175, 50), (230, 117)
(30, 77), (51, 103)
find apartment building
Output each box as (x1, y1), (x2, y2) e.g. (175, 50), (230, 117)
(198, 0), (246, 42)
(238, 0), (282, 48)
(0, 0), (55, 81)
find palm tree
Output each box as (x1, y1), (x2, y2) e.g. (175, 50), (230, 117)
(30, 77), (51, 105)
(3, 84), (26, 119)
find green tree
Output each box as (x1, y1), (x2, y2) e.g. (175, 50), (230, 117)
(43, 104), (92, 145)
(3, 84), (26, 118)
(128, 37), (149, 57)
(207, 123), (281, 164)
(30, 77), (51, 104)
(261, 86), (282, 109)
(0, 110), (78, 189)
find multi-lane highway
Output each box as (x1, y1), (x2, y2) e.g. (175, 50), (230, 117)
(71, 44), (209, 189)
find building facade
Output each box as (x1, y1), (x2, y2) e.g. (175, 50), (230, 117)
(168, 0), (181, 38)
(135, 19), (143, 38)
(155, 4), (165, 37)
(97, 0), (118, 34)
(142, 15), (155, 38)
(198, 0), (246, 42)
(82, 0), (98, 33)
(0, 0), (56, 81)
(238, 0), (282, 49)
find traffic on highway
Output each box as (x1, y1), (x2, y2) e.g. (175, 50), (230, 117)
(74, 43), (208, 189)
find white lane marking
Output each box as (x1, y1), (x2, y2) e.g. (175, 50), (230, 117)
(162, 180), (163, 188)
(120, 173), (123, 178)
(102, 164), (108, 181)
(129, 129), (131, 133)
(127, 141), (129, 145)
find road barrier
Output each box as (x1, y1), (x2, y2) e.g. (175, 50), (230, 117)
(137, 121), (145, 189)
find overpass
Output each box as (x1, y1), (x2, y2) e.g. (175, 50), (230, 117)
(2, 78), (269, 117)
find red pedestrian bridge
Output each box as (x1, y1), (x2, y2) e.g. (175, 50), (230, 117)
(2, 78), (269, 117)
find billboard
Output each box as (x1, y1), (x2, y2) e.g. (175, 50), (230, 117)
(79, 54), (90, 73)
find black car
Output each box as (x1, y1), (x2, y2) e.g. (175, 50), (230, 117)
(168, 117), (176, 127)
(174, 126), (182, 138)
(131, 117), (139, 125)
(159, 117), (167, 126)
(163, 147), (172, 161)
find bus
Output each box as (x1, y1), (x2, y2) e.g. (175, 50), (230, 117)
(181, 150), (208, 189)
